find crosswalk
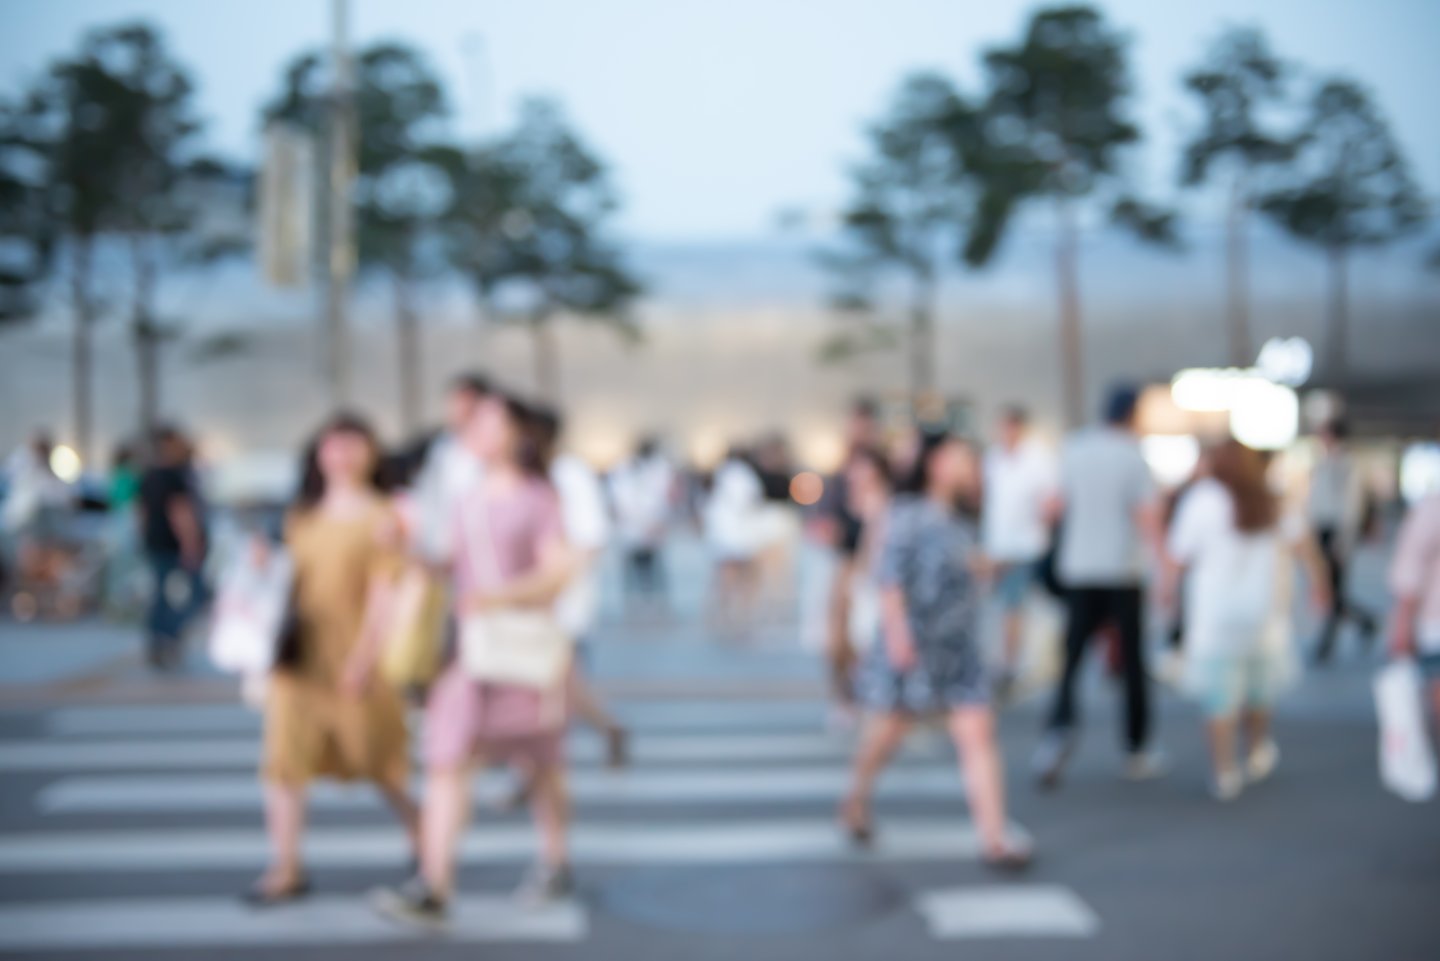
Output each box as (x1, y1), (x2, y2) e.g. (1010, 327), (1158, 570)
(0, 697), (1101, 950)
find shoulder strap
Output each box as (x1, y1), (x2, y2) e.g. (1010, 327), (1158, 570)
(463, 486), (507, 590)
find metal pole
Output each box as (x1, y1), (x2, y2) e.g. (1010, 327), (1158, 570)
(325, 0), (355, 408)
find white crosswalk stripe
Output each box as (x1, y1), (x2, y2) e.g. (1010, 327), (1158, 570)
(0, 695), (1098, 949)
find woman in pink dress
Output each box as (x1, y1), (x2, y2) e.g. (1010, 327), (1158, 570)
(375, 392), (576, 927)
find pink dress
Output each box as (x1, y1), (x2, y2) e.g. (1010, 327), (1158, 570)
(424, 477), (568, 768)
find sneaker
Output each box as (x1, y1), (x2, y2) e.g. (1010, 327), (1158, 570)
(1212, 769), (1244, 802)
(371, 877), (448, 932)
(1245, 740), (1279, 785)
(1123, 750), (1168, 781)
(1032, 731), (1074, 791)
(514, 863), (575, 906)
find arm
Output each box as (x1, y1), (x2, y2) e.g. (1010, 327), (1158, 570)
(1388, 500), (1440, 658)
(879, 584), (917, 671)
(466, 531), (577, 611)
(167, 495), (204, 570)
(341, 565), (399, 697)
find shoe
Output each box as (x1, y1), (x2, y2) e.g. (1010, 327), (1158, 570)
(1212, 769), (1244, 802)
(606, 727), (630, 769)
(1123, 750), (1168, 781)
(838, 796), (874, 849)
(241, 873), (311, 907)
(1032, 731), (1074, 791)
(514, 863), (575, 906)
(982, 840), (1035, 873)
(1245, 740), (1279, 785)
(371, 877), (448, 931)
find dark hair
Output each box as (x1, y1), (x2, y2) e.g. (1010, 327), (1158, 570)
(294, 412), (383, 511)
(493, 394), (550, 478)
(1211, 438), (1278, 533)
(851, 396), (880, 421)
(636, 435), (660, 460)
(900, 430), (951, 495)
(451, 372), (492, 399)
(1103, 384), (1141, 426)
(1321, 418), (1350, 441)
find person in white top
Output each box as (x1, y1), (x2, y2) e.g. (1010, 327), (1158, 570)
(704, 447), (765, 632)
(409, 375), (489, 564)
(981, 406), (1057, 695)
(535, 409), (628, 768)
(1162, 439), (1328, 801)
(1307, 419), (1378, 663)
(608, 438), (675, 609)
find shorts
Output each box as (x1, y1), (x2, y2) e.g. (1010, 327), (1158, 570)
(1416, 651), (1440, 681)
(994, 561), (1039, 612)
(423, 666), (566, 770)
(1186, 650), (1295, 718)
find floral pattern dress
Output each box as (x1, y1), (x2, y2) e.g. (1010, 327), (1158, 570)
(858, 496), (989, 713)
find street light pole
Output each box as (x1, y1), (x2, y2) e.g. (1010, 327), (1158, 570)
(324, 0), (355, 408)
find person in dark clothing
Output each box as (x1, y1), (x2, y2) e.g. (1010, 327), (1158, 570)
(138, 427), (207, 670)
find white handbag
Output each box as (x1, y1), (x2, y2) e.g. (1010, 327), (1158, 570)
(208, 541), (293, 676)
(1375, 660), (1437, 802)
(457, 493), (572, 689)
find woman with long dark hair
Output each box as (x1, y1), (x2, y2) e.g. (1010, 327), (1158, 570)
(375, 392), (577, 926)
(841, 431), (1032, 869)
(1162, 438), (1327, 801)
(248, 413), (418, 903)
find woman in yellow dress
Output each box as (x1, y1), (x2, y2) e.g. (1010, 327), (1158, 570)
(247, 413), (419, 904)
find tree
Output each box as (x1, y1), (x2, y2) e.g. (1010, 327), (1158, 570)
(0, 100), (56, 323)
(86, 23), (209, 441)
(447, 99), (642, 402)
(2, 40), (137, 464)
(1179, 27), (1294, 366)
(266, 42), (453, 432)
(1258, 78), (1427, 379)
(980, 5), (1178, 425)
(818, 73), (1009, 410)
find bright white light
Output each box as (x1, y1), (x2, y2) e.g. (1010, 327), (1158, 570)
(1229, 380), (1299, 451)
(1400, 443), (1440, 504)
(49, 445), (82, 483)
(1141, 435), (1201, 487)
(1171, 368), (1249, 412)
(1256, 337), (1314, 387)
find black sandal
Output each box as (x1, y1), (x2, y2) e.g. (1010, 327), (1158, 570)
(838, 797), (875, 849)
(241, 874), (312, 907)
(982, 844), (1034, 873)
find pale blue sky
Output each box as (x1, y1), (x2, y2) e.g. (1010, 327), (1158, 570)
(1, 0), (1437, 240)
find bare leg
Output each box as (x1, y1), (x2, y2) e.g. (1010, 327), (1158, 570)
(1207, 714), (1239, 782)
(947, 707), (1010, 855)
(528, 765), (570, 869)
(1001, 609), (1025, 672)
(420, 763), (473, 899)
(376, 774), (422, 858)
(844, 713), (912, 822)
(571, 672), (620, 734)
(1241, 709), (1270, 756)
(258, 780), (307, 891)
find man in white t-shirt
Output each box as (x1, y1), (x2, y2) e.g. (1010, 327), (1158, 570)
(1307, 419), (1378, 663)
(1035, 386), (1166, 788)
(410, 374), (489, 564)
(982, 405), (1057, 695)
(608, 438), (675, 606)
(536, 409), (628, 768)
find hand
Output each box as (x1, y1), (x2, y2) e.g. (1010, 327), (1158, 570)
(969, 554), (998, 585)
(1309, 584), (1332, 618)
(1155, 575), (1177, 619)
(1390, 619), (1416, 660)
(340, 653), (373, 699)
(886, 631), (918, 673)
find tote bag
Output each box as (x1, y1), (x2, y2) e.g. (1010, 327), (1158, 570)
(457, 496), (572, 690)
(1374, 660), (1437, 802)
(380, 565), (447, 688)
(208, 542), (293, 675)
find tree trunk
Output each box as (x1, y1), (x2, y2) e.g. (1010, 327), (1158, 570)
(1225, 172), (1252, 368)
(1055, 197), (1085, 428)
(394, 272), (422, 435)
(908, 270), (937, 418)
(69, 239), (96, 468)
(131, 235), (161, 443)
(1325, 243), (1349, 382)
(531, 312), (560, 403)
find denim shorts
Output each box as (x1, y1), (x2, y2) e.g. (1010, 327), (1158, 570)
(1186, 650), (1295, 718)
(994, 561), (1039, 612)
(1417, 651), (1440, 681)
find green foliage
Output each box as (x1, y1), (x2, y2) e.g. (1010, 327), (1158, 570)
(1180, 27), (1293, 188)
(449, 98), (642, 329)
(1258, 78), (1427, 250)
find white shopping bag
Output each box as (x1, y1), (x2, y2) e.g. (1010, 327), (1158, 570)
(208, 539), (293, 675)
(1374, 660), (1437, 802)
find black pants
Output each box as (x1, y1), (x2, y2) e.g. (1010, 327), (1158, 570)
(625, 547), (665, 596)
(1047, 586), (1150, 753)
(1313, 527), (1377, 662)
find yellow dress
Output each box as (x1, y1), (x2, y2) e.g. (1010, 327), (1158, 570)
(262, 495), (408, 786)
